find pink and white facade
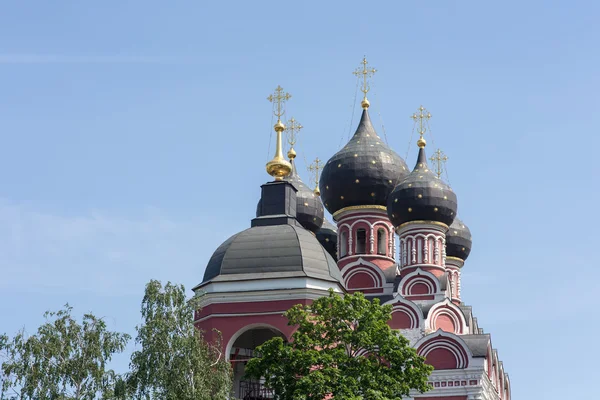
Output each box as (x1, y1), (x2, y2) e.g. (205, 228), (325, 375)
(194, 90), (510, 399)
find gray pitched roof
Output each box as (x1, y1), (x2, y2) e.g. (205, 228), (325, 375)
(461, 334), (491, 357)
(200, 224), (343, 286)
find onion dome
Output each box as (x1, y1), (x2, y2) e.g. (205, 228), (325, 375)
(200, 223), (342, 285)
(387, 146), (458, 228)
(319, 109), (409, 216)
(285, 159), (324, 233)
(446, 216), (472, 261)
(316, 219), (337, 261)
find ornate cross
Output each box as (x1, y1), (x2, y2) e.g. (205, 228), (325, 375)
(284, 117), (303, 148)
(411, 105), (432, 136)
(267, 85), (291, 120)
(353, 57), (377, 105)
(429, 148), (448, 178)
(308, 157), (323, 196)
(411, 105), (432, 148)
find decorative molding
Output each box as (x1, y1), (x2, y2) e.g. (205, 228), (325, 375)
(398, 268), (441, 296)
(332, 205), (387, 220)
(426, 298), (469, 334)
(341, 257), (388, 289)
(396, 220), (449, 232)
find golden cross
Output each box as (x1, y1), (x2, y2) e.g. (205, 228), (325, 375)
(284, 117), (303, 148)
(267, 85), (291, 120)
(411, 105), (432, 148)
(411, 105), (432, 136)
(429, 149), (448, 178)
(308, 157), (323, 196)
(353, 57), (377, 101)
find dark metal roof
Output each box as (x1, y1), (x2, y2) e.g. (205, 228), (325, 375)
(319, 109), (409, 215)
(459, 304), (473, 326)
(201, 223), (343, 285)
(461, 334), (491, 357)
(387, 147), (458, 227)
(446, 216), (472, 261)
(316, 218), (337, 261)
(257, 160), (325, 233)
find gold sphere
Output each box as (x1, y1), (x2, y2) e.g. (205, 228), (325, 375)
(274, 121), (285, 132)
(314, 187), (321, 197)
(417, 137), (427, 148)
(287, 147), (297, 159)
(361, 98), (370, 109)
(266, 158), (292, 180)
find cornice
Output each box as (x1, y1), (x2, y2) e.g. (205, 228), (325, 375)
(333, 205), (387, 220)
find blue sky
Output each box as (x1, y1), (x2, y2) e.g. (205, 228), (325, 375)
(0, 1), (598, 398)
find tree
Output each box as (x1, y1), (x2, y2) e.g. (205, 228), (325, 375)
(126, 280), (232, 400)
(0, 305), (130, 400)
(245, 290), (433, 400)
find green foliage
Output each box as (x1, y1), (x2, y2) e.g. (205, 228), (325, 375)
(0, 304), (130, 400)
(245, 289), (433, 400)
(126, 280), (232, 400)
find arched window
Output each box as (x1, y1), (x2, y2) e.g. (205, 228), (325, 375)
(377, 228), (386, 255)
(340, 231), (348, 257)
(356, 228), (367, 254)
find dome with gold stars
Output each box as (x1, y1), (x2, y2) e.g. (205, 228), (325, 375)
(319, 109), (409, 216)
(387, 146), (457, 228)
(446, 216), (472, 261)
(316, 218), (337, 261)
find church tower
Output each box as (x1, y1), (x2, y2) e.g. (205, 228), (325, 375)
(319, 58), (408, 298)
(194, 86), (343, 399)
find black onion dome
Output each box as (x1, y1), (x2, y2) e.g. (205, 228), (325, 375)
(256, 159), (324, 233)
(316, 218), (338, 261)
(446, 216), (472, 261)
(387, 147), (458, 227)
(319, 109), (409, 215)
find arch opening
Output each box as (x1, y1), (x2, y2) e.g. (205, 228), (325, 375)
(377, 228), (386, 255)
(340, 231), (348, 257)
(356, 228), (367, 254)
(229, 326), (286, 399)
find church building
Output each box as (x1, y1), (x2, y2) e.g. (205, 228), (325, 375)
(193, 59), (510, 400)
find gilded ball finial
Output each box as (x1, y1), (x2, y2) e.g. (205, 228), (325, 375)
(314, 187), (321, 196)
(287, 147), (297, 159)
(417, 137), (427, 148)
(267, 86), (293, 180)
(361, 98), (370, 109)
(274, 121), (285, 132)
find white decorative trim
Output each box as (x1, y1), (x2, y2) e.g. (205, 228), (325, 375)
(341, 257), (388, 288)
(398, 268), (441, 296)
(414, 330), (474, 368)
(426, 298), (469, 334)
(199, 277), (344, 295)
(383, 294), (424, 329)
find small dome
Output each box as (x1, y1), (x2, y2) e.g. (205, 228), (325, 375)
(446, 216), (472, 261)
(285, 159), (324, 233)
(316, 219), (337, 261)
(319, 109), (409, 216)
(387, 147), (458, 228)
(202, 224), (342, 284)
(256, 159), (324, 233)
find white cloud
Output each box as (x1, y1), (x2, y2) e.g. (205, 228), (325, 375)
(0, 200), (224, 296)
